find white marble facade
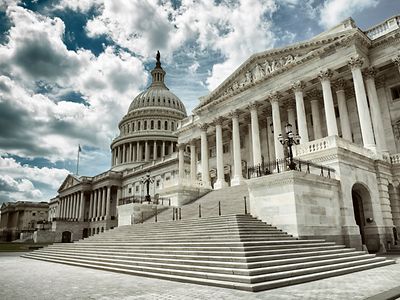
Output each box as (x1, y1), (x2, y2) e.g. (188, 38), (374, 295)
(176, 16), (400, 251)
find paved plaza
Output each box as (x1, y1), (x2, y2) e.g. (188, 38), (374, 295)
(0, 252), (399, 300)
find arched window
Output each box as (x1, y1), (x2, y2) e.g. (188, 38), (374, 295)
(132, 122), (135, 131)
(171, 122), (175, 131)
(165, 121), (168, 130)
(138, 121), (141, 130)
(158, 120), (161, 129)
(151, 120), (154, 129)
(144, 120), (147, 130)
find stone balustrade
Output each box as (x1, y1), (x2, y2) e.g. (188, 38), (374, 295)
(390, 153), (400, 164)
(294, 135), (376, 158)
(365, 15), (400, 40)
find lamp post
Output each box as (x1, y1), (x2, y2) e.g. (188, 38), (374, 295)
(141, 171), (154, 203)
(278, 123), (300, 170)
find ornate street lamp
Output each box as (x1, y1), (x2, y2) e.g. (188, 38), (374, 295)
(141, 171), (154, 203)
(278, 123), (300, 170)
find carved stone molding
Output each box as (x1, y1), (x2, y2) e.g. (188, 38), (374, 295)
(318, 69), (333, 82)
(213, 116), (225, 126)
(363, 67), (377, 79)
(347, 55), (364, 70)
(291, 80), (304, 92)
(333, 79), (347, 91)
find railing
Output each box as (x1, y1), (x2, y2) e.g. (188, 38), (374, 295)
(118, 195), (171, 206)
(247, 158), (335, 179)
(135, 196), (250, 224)
(391, 153), (400, 164)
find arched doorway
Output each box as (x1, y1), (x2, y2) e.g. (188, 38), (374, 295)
(61, 231), (72, 243)
(82, 228), (89, 239)
(351, 183), (373, 246)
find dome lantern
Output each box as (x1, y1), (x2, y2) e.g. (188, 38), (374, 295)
(150, 51), (166, 88)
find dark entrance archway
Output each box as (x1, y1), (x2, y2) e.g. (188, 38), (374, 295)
(82, 228), (89, 239)
(351, 183), (373, 247)
(61, 231), (72, 243)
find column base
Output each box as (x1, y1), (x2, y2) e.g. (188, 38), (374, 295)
(214, 179), (228, 190)
(231, 176), (244, 186)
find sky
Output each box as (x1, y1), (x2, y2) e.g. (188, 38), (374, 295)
(0, 0), (399, 204)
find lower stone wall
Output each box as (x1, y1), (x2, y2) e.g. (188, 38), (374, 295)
(33, 230), (57, 243)
(247, 171), (349, 246)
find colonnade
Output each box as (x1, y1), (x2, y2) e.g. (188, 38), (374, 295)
(178, 55), (393, 189)
(88, 186), (112, 221)
(112, 140), (177, 166)
(58, 191), (85, 221)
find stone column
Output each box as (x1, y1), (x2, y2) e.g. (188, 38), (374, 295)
(392, 55), (400, 75)
(178, 143), (185, 182)
(101, 187), (106, 219)
(348, 56), (376, 150)
(128, 143), (132, 162)
(190, 140), (197, 183)
(106, 186), (111, 220)
(249, 103), (262, 166)
(170, 142), (174, 154)
(89, 192), (93, 220)
(162, 141), (166, 157)
(78, 192), (84, 221)
(214, 117), (227, 189)
(122, 144), (126, 163)
(266, 115), (275, 161)
(269, 92), (284, 160)
(132, 143), (136, 162)
(199, 124), (210, 187)
(319, 69), (338, 136)
(65, 195), (70, 219)
(136, 142), (141, 161)
(230, 110), (243, 186)
(364, 67), (388, 153)
(334, 79), (352, 141)
(93, 189), (98, 221)
(153, 141), (157, 160)
(145, 141), (149, 161)
(309, 90), (323, 140)
(292, 81), (309, 143)
(73, 193), (78, 220)
(286, 103), (297, 135)
(98, 189), (103, 220)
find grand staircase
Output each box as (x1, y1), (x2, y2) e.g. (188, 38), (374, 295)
(22, 214), (394, 292)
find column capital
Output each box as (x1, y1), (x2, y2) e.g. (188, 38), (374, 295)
(198, 123), (209, 132)
(189, 138), (198, 146)
(212, 116), (225, 126)
(285, 100), (296, 110)
(247, 102), (259, 111)
(333, 79), (347, 91)
(228, 109), (240, 119)
(307, 89), (322, 100)
(291, 80), (304, 92)
(318, 69), (333, 82)
(347, 55), (364, 70)
(392, 55), (400, 67)
(363, 67), (377, 79)
(177, 143), (186, 150)
(267, 91), (281, 104)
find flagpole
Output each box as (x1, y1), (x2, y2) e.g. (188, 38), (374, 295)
(76, 145), (80, 176)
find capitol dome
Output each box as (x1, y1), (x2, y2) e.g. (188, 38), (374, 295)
(110, 52), (187, 171)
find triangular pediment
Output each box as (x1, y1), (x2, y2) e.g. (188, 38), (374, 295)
(58, 174), (81, 193)
(195, 28), (365, 112)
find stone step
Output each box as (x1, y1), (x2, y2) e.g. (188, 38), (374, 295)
(37, 247), (352, 262)
(22, 253), (388, 285)
(24, 252), (375, 277)
(47, 241), (336, 252)
(22, 254), (393, 291)
(33, 249), (366, 270)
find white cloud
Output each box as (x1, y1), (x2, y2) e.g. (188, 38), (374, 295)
(55, 0), (103, 13)
(319, 0), (378, 29)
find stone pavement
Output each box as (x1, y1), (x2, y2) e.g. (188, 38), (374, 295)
(1, 253), (400, 300)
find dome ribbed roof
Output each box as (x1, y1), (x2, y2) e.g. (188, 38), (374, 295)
(128, 52), (187, 115)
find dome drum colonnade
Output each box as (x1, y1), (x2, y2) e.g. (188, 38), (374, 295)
(177, 53), (400, 189)
(111, 52), (187, 168)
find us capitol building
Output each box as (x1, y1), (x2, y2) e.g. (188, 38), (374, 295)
(48, 15), (400, 252)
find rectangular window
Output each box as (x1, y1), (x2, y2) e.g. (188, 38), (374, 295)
(223, 143), (229, 153)
(391, 85), (400, 101)
(128, 187), (132, 194)
(135, 186), (139, 192)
